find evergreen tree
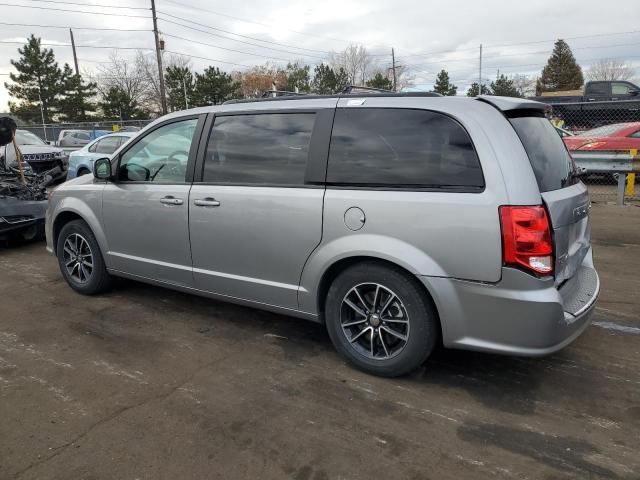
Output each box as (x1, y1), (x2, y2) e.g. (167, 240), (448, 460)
(99, 86), (145, 120)
(5, 35), (65, 123)
(165, 65), (196, 112)
(365, 72), (393, 90)
(433, 70), (458, 96)
(193, 67), (239, 106)
(58, 64), (97, 121)
(490, 74), (521, 97)
(466, 82), (491, 96)
(537, 39), (584, 93)
(311, 64), (348, 94)
(284, 62), (310, 92)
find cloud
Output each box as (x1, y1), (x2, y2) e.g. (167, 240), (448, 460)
(1, 0), (639, 113)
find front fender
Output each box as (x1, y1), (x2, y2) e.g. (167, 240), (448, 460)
(50, 188), (108, 263)
(298, 234), (446, 315)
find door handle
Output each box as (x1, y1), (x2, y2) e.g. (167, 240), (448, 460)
(193, 197), (221, 207)
(160, 196), (184, 206)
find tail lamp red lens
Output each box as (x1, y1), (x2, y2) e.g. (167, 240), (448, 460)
(499, 205), (554, 275)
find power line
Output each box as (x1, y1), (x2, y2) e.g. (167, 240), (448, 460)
(397, 29), (640, 61)
(159, 0), (385, 48)
(162, 33), (294, 63)
(0, 20), (150, 31)
(412, 54), (640, 80)
(19, 0), (149, 9)
(0, 39), (153, 50)
(163, 50), (253, 68)
(156, 10), (330, 55)
(399, 41), (640, 68)
(158, 16), (327, 60)
(0, 2), (150, 17)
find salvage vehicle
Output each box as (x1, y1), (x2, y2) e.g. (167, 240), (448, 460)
(530, 80), (640, 129)
(563, 122), (640, 151)
(46, 93), (599, 377)
(67, 132), (136, 179)
(1, 165), (61, 242)
(2, 130), (68, 175)
(58, 129), (109, 149)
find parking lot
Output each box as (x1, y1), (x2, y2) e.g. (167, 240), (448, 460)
(0, 204), (638, 480)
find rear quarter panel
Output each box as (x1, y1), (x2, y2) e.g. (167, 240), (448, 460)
(299, 97), (542, 315)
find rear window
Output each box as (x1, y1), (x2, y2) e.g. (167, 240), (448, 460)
(509, 116), (576, 192)
(327, 108), (484, 190)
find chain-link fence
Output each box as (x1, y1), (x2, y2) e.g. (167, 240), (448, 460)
(16, 119), (153, 145)
(549, 100), (640, 204)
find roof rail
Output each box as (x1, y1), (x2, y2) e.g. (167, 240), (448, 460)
(341, 85), (393, 94)
(260, 89), (306, 98)
(223, 91), (442, 105)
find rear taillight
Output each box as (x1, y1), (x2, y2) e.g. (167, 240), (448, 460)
(499, 205), (554, 276)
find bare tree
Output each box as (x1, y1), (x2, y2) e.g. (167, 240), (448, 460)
(587, 59), (635, 81)
(135, 50), (163, 115)
(512, 74), (536, 97)
(395, 65), (415, 91)
(330, 45), (372, 85)
(93, 51), (150, 107)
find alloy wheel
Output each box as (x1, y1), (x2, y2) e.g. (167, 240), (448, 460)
(62, 233), (94, 284)
(340, 283), (410, 360)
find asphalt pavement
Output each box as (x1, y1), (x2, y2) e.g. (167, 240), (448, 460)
(1, 204), (639, 480)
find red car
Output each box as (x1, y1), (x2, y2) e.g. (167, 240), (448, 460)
(563, 122), (640, 151)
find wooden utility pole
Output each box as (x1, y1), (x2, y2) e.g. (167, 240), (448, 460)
(478, 43), (483, 95)
(150, 0), (167, 114)
(69, 29), (79, 76)
(392, 48), (397, 92)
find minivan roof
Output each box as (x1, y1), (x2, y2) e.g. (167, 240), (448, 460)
(223, 91), (442, 105)
(150, 94), (548, 128)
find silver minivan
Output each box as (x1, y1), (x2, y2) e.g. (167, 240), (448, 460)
(46, 94), (599, 377)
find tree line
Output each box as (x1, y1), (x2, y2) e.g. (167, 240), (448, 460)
(5, 35), (636, 124)
(5, 37), (410, 123)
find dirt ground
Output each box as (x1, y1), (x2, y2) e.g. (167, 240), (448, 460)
(1, 204), (639, 480)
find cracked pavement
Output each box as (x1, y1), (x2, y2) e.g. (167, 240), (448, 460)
(1, 204), (639, 479)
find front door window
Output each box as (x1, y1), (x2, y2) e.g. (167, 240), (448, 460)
(118, 119), (197, 183)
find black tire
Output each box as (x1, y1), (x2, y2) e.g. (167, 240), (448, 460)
(56, 219), (112, 295)
(20, 220), (45, 242)
(77, 168), (90, 177)
(325, 261), (438, 377)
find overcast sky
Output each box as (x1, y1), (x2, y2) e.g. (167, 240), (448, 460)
(1, 0), (639, 113)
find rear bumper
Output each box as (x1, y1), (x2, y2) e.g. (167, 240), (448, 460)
(422, 248), (599, 356)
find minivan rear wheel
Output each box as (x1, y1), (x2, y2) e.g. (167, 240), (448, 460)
(56, 220), (112, 295)
(325, 262), (438, 377)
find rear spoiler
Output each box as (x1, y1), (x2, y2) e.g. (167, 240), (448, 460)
(476, 96), (547, 116)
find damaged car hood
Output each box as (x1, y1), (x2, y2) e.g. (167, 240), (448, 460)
(1, 166), (63, 201)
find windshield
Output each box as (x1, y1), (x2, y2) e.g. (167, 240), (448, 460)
(579, 124), (627, 137)
(15, 130), (46, 146)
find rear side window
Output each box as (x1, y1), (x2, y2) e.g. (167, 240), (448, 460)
(203, 113), (315, 185)
(94, 136), (122, 154)
(327, 108), (484, 190)
(587, 82), (609, 96)
(509, 116), (575, 192)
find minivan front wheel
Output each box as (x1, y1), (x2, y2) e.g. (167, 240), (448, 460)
(56, 220), (112, 294)
(325, 262), (438, 377)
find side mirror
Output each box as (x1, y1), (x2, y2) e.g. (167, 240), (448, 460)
(93, 157), (112, 180)
(629, 89), (639, 97)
